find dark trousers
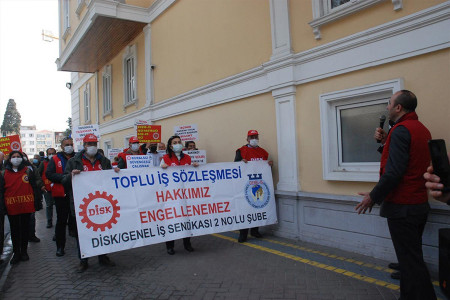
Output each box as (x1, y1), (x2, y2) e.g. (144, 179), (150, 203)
(166, 238), (191, 249)
(55, 196), (74, 249)
(29, 212), (36, 238)
(0, 213), (4, 257)
(239, 227), (260, 238)
(388, 214), (436, 300)
(44, 192), (54, 224)
(73, 220), (106, 262)
(8, 213), (31, 256)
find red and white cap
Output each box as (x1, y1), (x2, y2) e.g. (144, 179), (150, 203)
(129, 136), (139, 144)
(247, 130), (259, 136)
(83, 134), (98, 143)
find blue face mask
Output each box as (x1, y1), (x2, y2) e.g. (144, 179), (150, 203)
(33, 159), (39, 164)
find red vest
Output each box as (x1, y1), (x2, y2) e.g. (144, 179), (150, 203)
(239, 145), (269, 161)
(3, 168), (35, 215)
(118, 148), (145, 168)
(51, 155), (66, 197)
(82, 156), (103, 171)
(380, 112), (431, 205)
(41, 160), (52, 191)
(163, 153), (191, 166)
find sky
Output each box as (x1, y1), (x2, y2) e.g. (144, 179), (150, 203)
(0, 0), (71, 132)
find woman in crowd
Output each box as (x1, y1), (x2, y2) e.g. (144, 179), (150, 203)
(0, 151), (41, 264)
(161, 135), (198, 255)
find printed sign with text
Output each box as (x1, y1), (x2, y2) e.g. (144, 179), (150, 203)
(137, 125), (161, 143)
(126, 155), (153, 169)
(174, 124), (198, 142)
(0, 135), (21, 155)
(186, 150), (207, 165)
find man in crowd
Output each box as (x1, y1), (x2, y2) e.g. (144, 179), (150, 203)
(38, 148), (57, 228)
(63, 134), (118, 272)
(117, 136), (145, 169)
(46, 137), (77, 256)
(147, 142), (164, 167)
(157, 142), (166, 151)
(185, 141), (197, 151)
(235, 129), (273, 243)
(356, 90), (436, 299)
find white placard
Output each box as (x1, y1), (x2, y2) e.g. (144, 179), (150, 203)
(173, 124), (198, 142)
(72, 161), (276, 258)
(126, 155), (153, 169)
(107, 148), (122, 162)
(72, 125), (101, 144)
(186, 150), (207, 165)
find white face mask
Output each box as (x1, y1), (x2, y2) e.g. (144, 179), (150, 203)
(86, 146), (97, 156)
(48, 154), (54, 160)
(172, 144), (183, 153)
(11, 157), (22, 167)
(130, 144), (140, 152)
(64, 146), (74, 154)
(249, 139), (259, 147)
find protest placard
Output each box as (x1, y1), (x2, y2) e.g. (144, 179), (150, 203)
(107, 148), (122, 162)
(126, 155), (153, 169)
(174, 124), (198, 141)
(0, 135), (21, 155)
(186, 150), (207, 165)
(137, 125), (161, 143)
(72, 161), (276, 258)
(72, 125), (100, 144)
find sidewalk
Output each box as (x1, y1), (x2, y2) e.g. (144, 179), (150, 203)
(0, 210), (445, 299)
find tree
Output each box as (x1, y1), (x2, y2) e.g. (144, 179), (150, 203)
(1, 99), (21, 136)
(64, 117), (72, 137)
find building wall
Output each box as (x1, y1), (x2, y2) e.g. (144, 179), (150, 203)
(151, 0), (272, 102)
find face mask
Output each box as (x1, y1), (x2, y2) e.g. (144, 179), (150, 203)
(249, 139), (259, 147)
(48, 154), (54, 160)
(86, 146), (97, 156)
(11, 157), (22, 167)
(172, 144), (183, 153)
(150, 145), (157, 152)
(131, 144), (140, 152)
(33, 159), (39, 164)
(64, 146), (74, 154)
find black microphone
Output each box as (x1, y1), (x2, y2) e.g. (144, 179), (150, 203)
(377, 115), (386, 143)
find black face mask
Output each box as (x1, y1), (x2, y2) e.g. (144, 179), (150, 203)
(150, 145), (157, 152)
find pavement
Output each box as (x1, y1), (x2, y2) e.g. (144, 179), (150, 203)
(0, 209), (446, 299)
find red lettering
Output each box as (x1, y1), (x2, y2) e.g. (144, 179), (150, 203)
(201, 204), (208, 215)
(208, 203), (217, 214)
(173, 189), (182, 200)
(191, 188), (200, 199)
(156, 209), (165, 221)
(165, 207), (174, 219)
(193, 205), (201, 215)
(147, 210), (157, 222)
(165, 191), (174, 201)
(140, 211), (148, 223)
(203, 187), (210, 198)
(224, 201), (230, 212)
(156, 191), (165, 202)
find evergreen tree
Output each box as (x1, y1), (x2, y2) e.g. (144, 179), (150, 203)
(64, 117), (72, 137)
(1, 99), (21, 136)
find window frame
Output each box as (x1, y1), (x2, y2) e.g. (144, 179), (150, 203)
(84, 83), (91, 123)
(319, 78), (403, 182)
(122, 45), (138, 108)
(62, 0), (71, 40)
(102, 65), (113, 117)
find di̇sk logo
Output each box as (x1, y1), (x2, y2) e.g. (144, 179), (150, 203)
(22, 174), (29, 183)
(10, 141), (21, 151)
(79, 191), (120, 231)
(244, 173), (270, 209)
(153, 132), (160, 140)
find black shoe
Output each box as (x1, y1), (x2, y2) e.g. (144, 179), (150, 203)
(20, 253), (29, 261)
(46, 222), (52, 228)
(10, 254), (20, 265)
(238, 235), (247, 243)
(77, 260), (88, 273)
(56, 248), (65, 257)
(98, 255), (115, 266)
(250, 231), (263, 238)
(388, 262), (400, 271)
(167, 248), (175, 255)
(184, 245), (194, 252)
(391, 271), (401, 280)
(52, 234), (56, 241)
(28, 236), (40, 243)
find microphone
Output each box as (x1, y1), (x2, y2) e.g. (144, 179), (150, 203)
(377, 115), (386, 143)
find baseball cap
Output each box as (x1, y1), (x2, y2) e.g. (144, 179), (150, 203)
(247, 130), (259, 136)
(83, 134), (98, 143)
(129, 136), (139, 144)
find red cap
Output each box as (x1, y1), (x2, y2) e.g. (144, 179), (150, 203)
(129, 136), (139, 144)
(83, 134), (98, 143)
(247, 130), (259, 136)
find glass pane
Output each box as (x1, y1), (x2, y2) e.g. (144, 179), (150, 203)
(340, 102), (387, 163)
(331, 0), (350, 9)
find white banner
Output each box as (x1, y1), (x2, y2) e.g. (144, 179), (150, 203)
(126, 155), (153, 169)
(72, 124), (101, 144)
(186, 150), (207, 165)
(72, 161), (276, 258)
(107, 148), (122, 162)
(174, 124), (198, 141)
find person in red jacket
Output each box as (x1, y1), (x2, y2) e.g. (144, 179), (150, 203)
(161, 135), (198, 255)
(38, 147), (57, 228)
(235, 130), (273, 243)
(356, 90), (436, 300)
(117, 136), (145, 169)
(0, 151), (42, 265)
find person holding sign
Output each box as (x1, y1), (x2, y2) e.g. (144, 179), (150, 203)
(63, 134), (119, 272)
(117, 136), (145, 169)
(184, 141), (197, 151)
(161, 135), (199, 255)
(0, 151), (42, 265)
(235, 130), (273, 243)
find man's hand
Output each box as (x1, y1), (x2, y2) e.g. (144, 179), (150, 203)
(161, 163), (168, 169)
(72, 169), (81, 177)
(242, 159), (248, 163)
(374, 128), (387, 144)
(192, 162), (199, 167)
(114, 167), (120, 173)
(268, 160), (273, 167)
(355, 192), (375, 214)
(424, 165), (450, 203)
(41, 186), (47, 192)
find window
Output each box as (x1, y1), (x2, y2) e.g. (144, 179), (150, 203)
(309, 0), (403, 39)
(103, 65), (112, 116)
(84, 83), (91, 123)
(123, 45), (137, 107)
(29, 134), (34, 137)
(76, 0), (85, 16)
(30, 148), (35, 153)
(21, 134), (25, 138)
(319, 78), (403, 182)
(22, 141), (26, 146)
(62, 0), (70, 40)
(30, 141), (35, 146)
